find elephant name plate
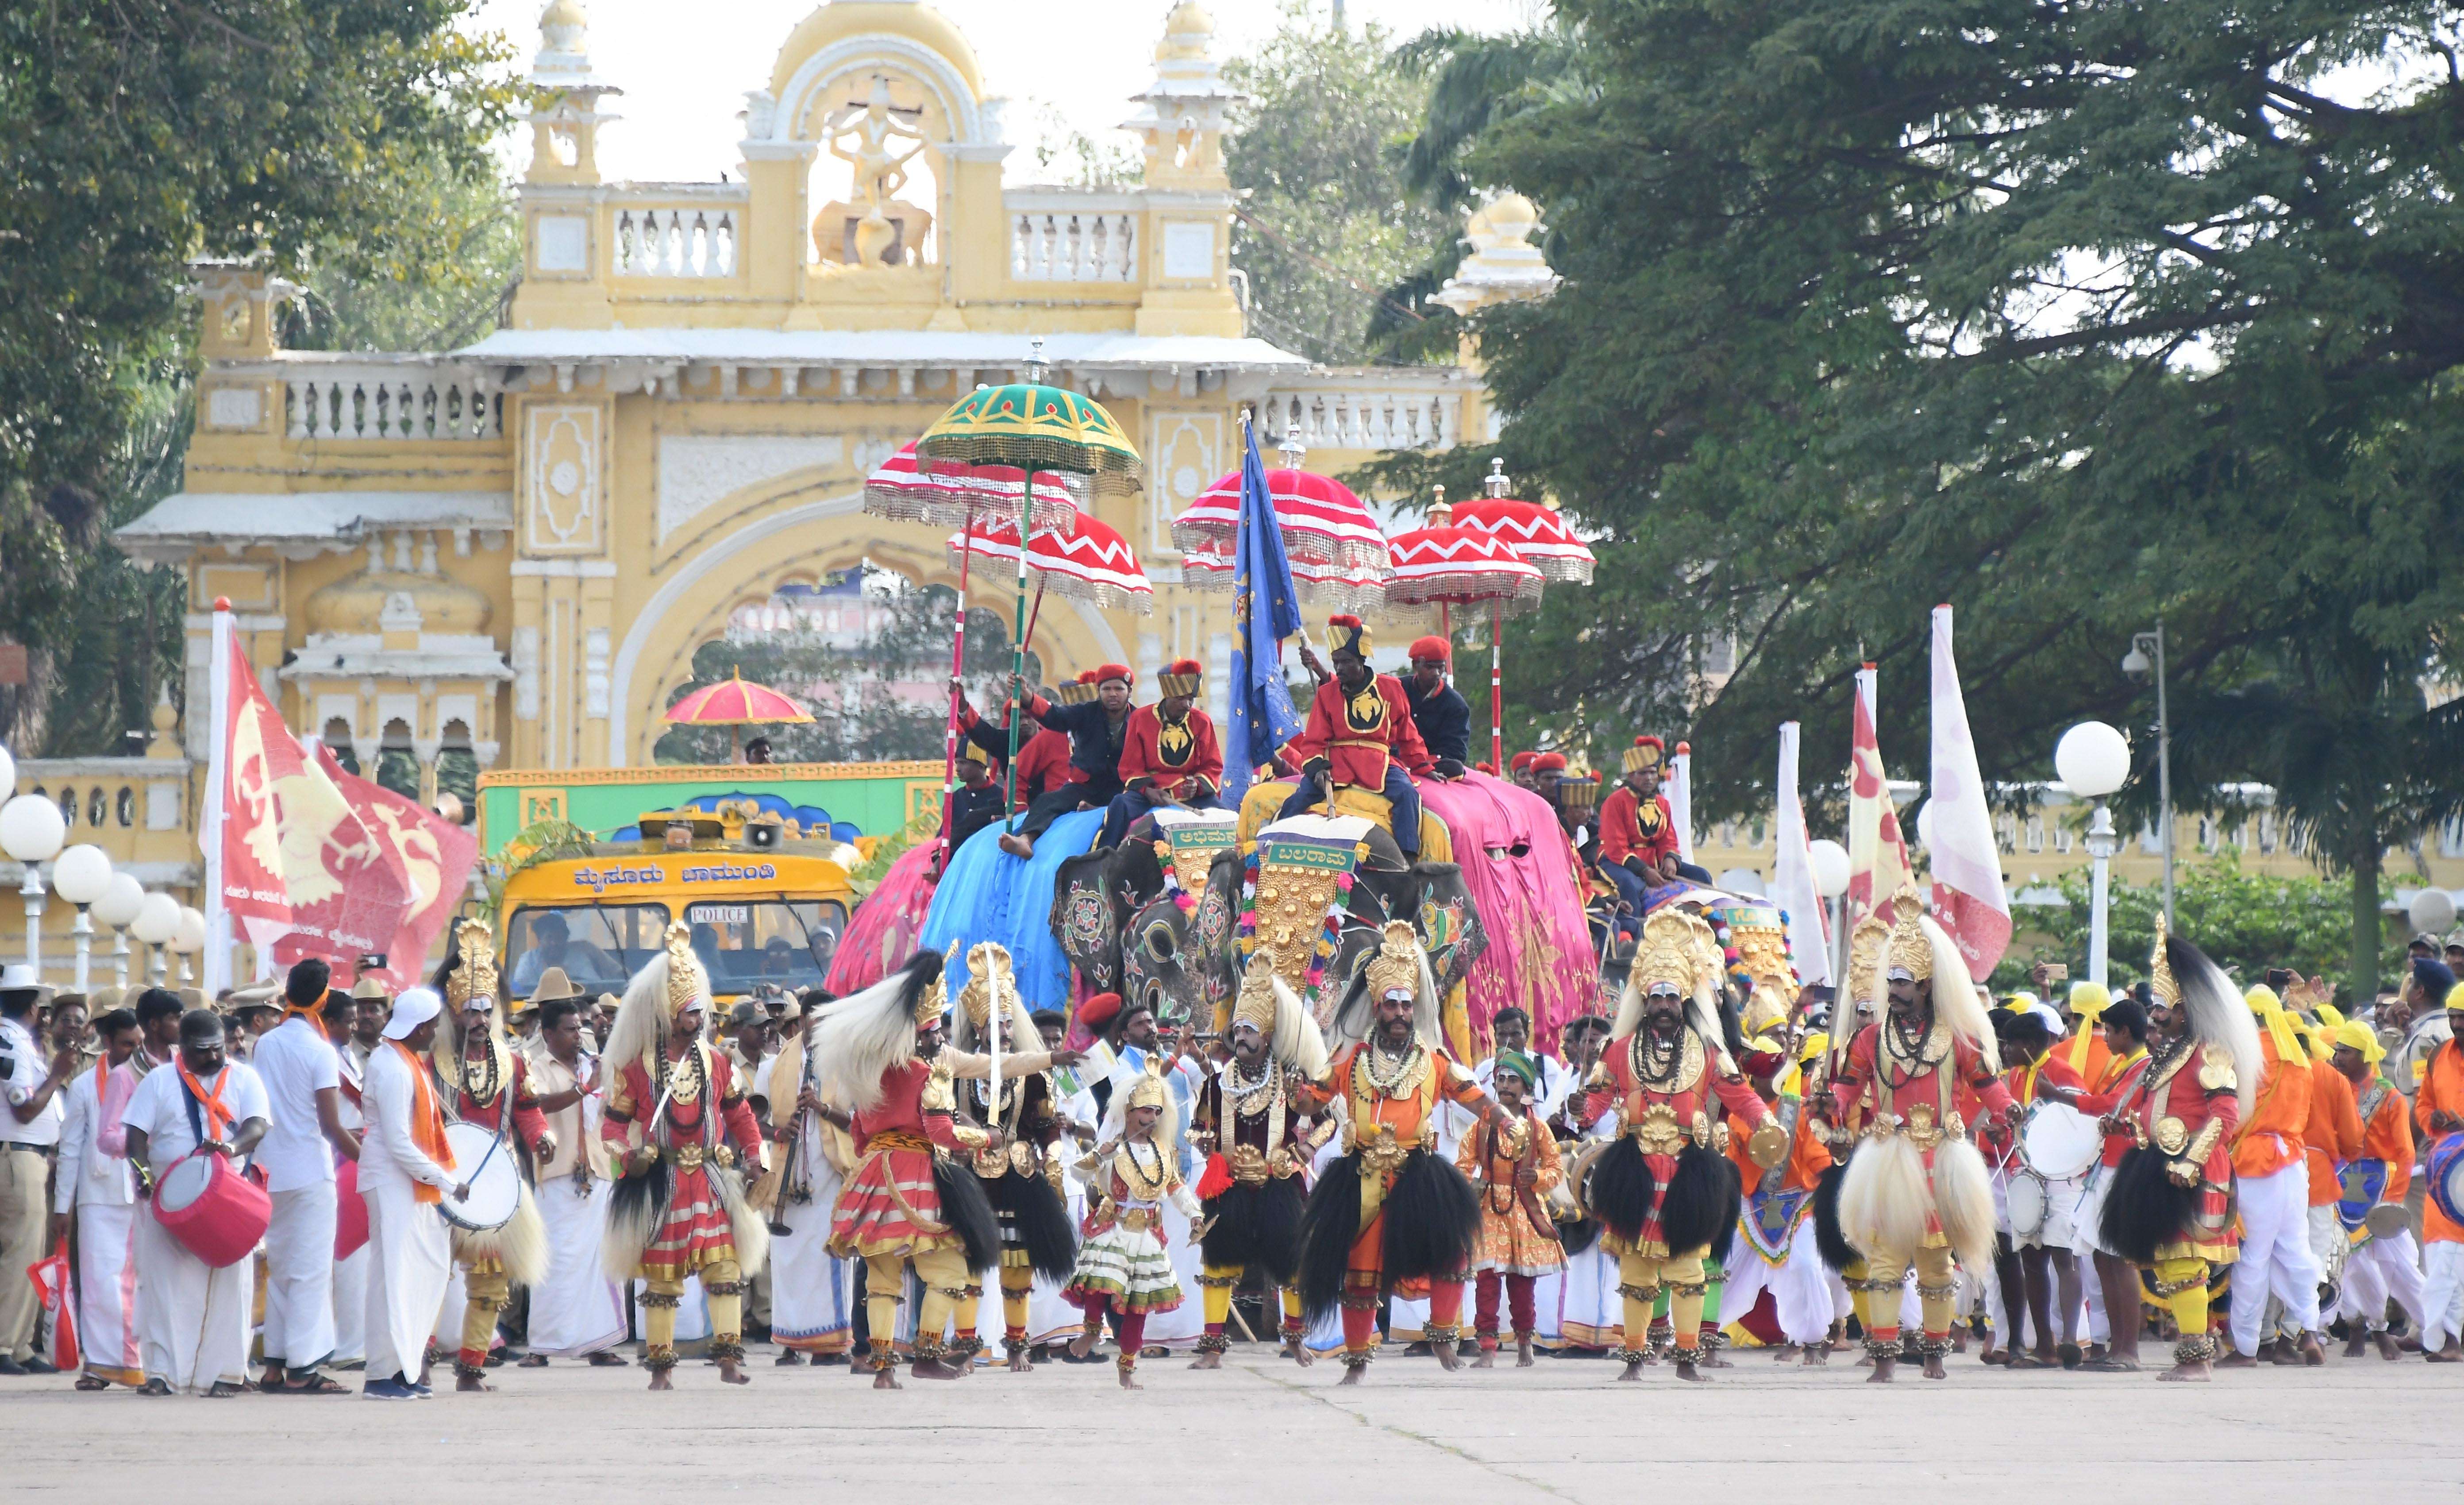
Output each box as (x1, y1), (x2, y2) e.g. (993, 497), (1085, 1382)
(1151, 808), (1238, 892)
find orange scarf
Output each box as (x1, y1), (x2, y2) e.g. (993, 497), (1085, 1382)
(281, 989), (329, 1029)
(391, 1040), (457, 1204)
(175, 1060), (235, 1141)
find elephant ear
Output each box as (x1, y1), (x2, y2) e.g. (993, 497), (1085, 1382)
(1412, 862), (1487, 995)
(1108, 831), (1168, 915)
(1121, 896), (1195, 1030)
(1048, 853), (1119, 992)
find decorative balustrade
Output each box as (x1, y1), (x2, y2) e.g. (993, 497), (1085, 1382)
(1257, 378), (1462, 452)
(15, 759), (189, 850)
(614, 205), (740, 278)
(1007, 197), (1139, 282)
(284, 360), (501, 441)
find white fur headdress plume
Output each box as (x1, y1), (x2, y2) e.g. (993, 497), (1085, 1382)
(809, 949), (947, 1114)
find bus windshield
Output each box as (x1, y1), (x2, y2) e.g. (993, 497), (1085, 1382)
(503, 903), (671, 999)
(677, 899), (850, 994)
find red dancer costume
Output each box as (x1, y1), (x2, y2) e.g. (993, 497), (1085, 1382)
(1576, 908), (1770, 1382)
(1296, 922), (1510, 1382)
(599, 923), (770, 1387)
(1819, 890), (2014, 1381)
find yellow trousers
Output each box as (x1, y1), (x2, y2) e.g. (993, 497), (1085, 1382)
(966, 1265), (1037, 1353)
(1198, 1262), (1305, 1347)
(455, 1268), (510, 1374)
(641, 1258), (743, 1370)
(863, 1246), (973, 1367)
(1616, 1246), (1709, 1358)
(2151, 1256), (2216, 1361)
(1859, 1244), (1955, 1344)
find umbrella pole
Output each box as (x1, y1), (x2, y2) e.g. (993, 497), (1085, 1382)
(937, 501), (977, 870)
(1001, 473), (1031, 832)
(1440, 603), (1451, 686)
(1490, 598), (1505, 774)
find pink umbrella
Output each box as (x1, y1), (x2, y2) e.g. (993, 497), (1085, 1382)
(1170, 426), (1390, 571)
(1179, 539), (1389, 615)
(862, 440), (1082, 533)
(1385, 490), (1545, 772)
(946, 511), (1154, 614)
(1447, 458), (1595, 584)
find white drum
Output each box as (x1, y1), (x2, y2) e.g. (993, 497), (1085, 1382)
(2006, 1171), (2050, 1240)
(438, 1122), (520, 1232)
(2020, 1103), (2101, 1181)
(156, 1155), (216, 1213)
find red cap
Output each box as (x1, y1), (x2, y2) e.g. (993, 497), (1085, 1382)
(1634, 735), (1664, 753)
(1534, 752), (1568, 773)
(1408, 635), (1451, 665)
(1077, 992), (1122, 1030)
(1093, 664), (1133, 687)
(1509, 751), (1536, 772)
(1167, 658), (1201, 676)
(1077, 670), (1100, 684)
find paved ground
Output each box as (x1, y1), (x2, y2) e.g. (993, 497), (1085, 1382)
(6, 1342), (2457, 1501)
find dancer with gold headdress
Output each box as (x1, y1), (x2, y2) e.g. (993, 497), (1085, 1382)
(430, 920), (551, 1392)
(2069, 920), (2258, 1381)
(1814, 889), (2014, 1382)
(1297, 922), (1511, 1383)
(948, 942), (1077, 1370)
(1189, 953), (1330, 1369)
(1573, 908), (1771, 1382)
(1063, 1056), (1204, 1389)
(598, 922), (771, 1389)
(811, 950), (1077, 1387)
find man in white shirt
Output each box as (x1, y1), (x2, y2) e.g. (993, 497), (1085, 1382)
(0, 965), (70, 1375)
(252, 959), (361, 1394)
(50, 1006), (143, 1387)
(325, 985), (372, 1369)
(357, 988), (468, 1401)
(120, 1009), (271, 1396)
(519, 994), (627, 1365)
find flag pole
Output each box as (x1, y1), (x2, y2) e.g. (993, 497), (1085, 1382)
(935, 500), (975, 873)
(202, 599), (233, 996)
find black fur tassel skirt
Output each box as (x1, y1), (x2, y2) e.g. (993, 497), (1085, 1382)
(1295, 1148), (1481, 1320)
(981, 1164), (1078, 1281)
(2098, 1145), (2204, 1266)
(1201, 1175), (1307, 1284)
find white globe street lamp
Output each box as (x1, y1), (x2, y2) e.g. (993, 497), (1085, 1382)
(0, 793), (69, 976)
(2057, 722), (2132, 985)
(50, 844), (113, 993)
(91, 871), (146, 990)
(2409, 888), (2457, 940)
(130, 891), (179, 986)
(172, 906), (206, 985)
(1806, 838), (1852, 991)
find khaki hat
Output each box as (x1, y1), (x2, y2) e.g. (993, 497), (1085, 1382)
(527, 966), (583, 1004)
(85, 985), (127, 1015)
(227, 981), (282, 1016)
(177, 987), (205, 1011)
(349, 975), (393, 1001)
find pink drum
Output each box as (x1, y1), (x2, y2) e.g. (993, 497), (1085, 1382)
(151, 1150), (270, 1268)
(334, 1155), (370, 1259)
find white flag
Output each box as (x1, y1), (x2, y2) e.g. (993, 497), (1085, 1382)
(1927, 606), (2012, 975)
(1666, 743), (1694, 864)
(1771, 722), (1833, 986)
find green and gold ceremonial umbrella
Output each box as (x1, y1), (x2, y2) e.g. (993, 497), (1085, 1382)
(915, 338), (1142, 836)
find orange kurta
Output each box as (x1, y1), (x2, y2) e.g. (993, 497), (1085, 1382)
(2415, 1039), (2464, 1244)
(2058, 1028), (2112, 1089)
(2230, 1032), (2313, 1179)
(1455, 1105), (1565, 1277)
(2302, 1056), (2363, 1207)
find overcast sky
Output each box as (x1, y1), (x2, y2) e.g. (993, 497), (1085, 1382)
(465, 0), (1536, 184)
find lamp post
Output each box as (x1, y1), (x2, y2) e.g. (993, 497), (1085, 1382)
(2056, 722), (2132, 985)
(130, 892), (179, 986)
(1807, 837), (1851, 996)
(2121, 620), (2173, 927)
(0, 793), (68, 976)
(50, 844), (113, 993)
(92, 872), (145, 989)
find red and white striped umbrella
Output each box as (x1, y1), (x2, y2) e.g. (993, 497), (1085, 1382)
(1383, 523), (1545, 614)
(1447, 461), (1594, 584)
(1170, 428), (1390, 571)
(665, 670), (815, 726)
(1179, 539), (1389, 615)
(864, 440), (1082, 533)
(946, 511), (1153, 614)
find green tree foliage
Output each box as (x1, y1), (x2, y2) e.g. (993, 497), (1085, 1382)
(0, 1), (516, 750)
(1382, 0), (2464, 997)
(1225, 6), (1454, 365)
(1995, 853), (2405, 1005)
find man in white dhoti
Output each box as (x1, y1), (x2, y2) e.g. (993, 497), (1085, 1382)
(520, 995), (627, 1366)
(252, 958), (360, 1394)
(327, 988), (371, 1368)
(51, 1007), (144, 1387)
(120, 1009), (270, 1397)
(764, 994), (856, 1365)
(357, 989), (468, 1401)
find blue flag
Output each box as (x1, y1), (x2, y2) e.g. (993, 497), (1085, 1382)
(1222, 417), (1304, 805)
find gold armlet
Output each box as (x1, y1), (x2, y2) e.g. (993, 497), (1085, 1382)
(2196, 1042), (2237, 1093)
(2184, 1115), (2225, 1167)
